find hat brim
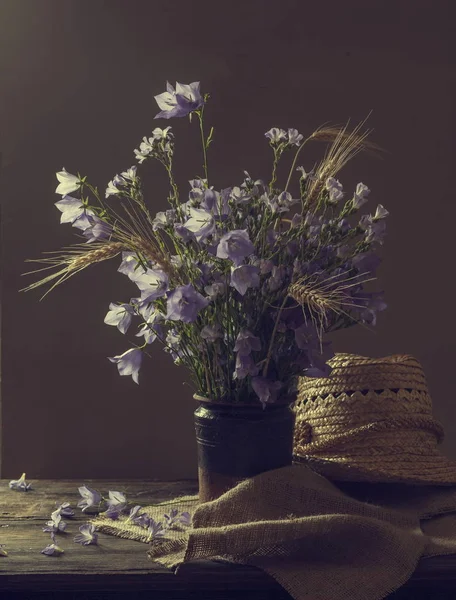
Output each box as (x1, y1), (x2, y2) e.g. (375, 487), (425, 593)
(292, 452), (456, 486)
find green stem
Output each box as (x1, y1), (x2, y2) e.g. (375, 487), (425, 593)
(283, 139), (310, 194)
(197, 111), (209, 184)
(262, 295), (289, 378)
(268, 148), (280, 193)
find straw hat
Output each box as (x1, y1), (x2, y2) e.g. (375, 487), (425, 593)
(292, 353), (456, 485)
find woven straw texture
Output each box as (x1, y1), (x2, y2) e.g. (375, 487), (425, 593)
(292, 353), (456, 485)
(91, 464), (456, 600)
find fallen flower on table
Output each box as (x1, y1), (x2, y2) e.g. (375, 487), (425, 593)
(74, 523), (98, 546)
(126, 504), (143, 522)
(41, 533), (64, 556)
(103, 504), (124, 520)
(43, 509), (67, 534)
(101, 490), (128, 520)
(147, 518), (165, 543)
(77, 485), (102, 513)
(9, 473), (32, 491)
(0, 544), (7, 557)
(54, 502), (75, 518)
(163, 508), (192, 528)
(107, 490), (127, 508)
(132, 512), (152, 528)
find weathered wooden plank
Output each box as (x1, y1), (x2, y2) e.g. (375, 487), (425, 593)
(0, 519), (167, 574)
(1, 479), (456, 600)
(0, 479), (198, 582)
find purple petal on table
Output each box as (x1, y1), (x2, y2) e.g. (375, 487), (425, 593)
(74, 523), (98, 546)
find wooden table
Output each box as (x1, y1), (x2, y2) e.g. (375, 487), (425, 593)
(1, 479), (456, 600)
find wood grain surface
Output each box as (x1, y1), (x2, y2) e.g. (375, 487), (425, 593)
(0, 479), (455, 599)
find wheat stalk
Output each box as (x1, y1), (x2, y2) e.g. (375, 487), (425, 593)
(287, 269), (377, 346)
(20, 242), (126, 299)
(304, 117), (381, 210)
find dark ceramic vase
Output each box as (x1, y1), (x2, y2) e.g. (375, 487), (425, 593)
(194, 395), (296, 503)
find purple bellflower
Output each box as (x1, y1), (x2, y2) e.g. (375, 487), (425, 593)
(166, 284), (209, 323)
(55, 196), (91, 225)
(108, 348), (143, 384)
(55, 168), (81, 196)
(77, 485), (102, 513)
(43, 509), (67, 534)
(9, 473), (32, 491)
(104, 303), (135, 335)
(41, 533), (64, 556)
(154, 81), (204, 119)
(147, 518), (166, 542)
(230, 265), (260, 296)
(234, 330), (261, 356)
(251, 376), (283, 408)
(74, 524), (98, 546)
(216, 230), (255, 266)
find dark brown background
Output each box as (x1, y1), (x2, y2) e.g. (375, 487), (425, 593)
(0, 0), (455, 479)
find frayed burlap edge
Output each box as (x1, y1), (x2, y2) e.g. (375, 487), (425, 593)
(90, 494), (200, 564)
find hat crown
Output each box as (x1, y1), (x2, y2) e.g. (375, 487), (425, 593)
(292, 354), (454, 485)
(294, 353), (444, 451)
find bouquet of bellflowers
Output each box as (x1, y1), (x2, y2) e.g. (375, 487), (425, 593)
(22, 81), (388, 407)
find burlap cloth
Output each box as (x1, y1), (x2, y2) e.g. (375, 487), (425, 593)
(90, 463), (456, 600)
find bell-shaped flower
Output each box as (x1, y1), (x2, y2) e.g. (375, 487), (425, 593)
(287, 128), (304, 146)
(54, 502), (74, 518)
(229, 186), (251, 205)
(216, 230), (255, 266)
(134, 137), (154, 163)
(135, 322), (157, 345)
(147, 518), (166, 542)
(55, 168), (81, 196)
(234, 329), (261, 356)
(166, 284), (209, 323)
(105, 174), (125, 198)
(41, 541), (64, 556)
(267, 191), (299, 214)
(365, 219), (387, 245)
(9, 473), (32, 491)
(77, 485), (102, 513)
(74, 524), (98, 546)
(151, 210), (175, 231)
(373, 204), (389, 220)
(55, 195), (89, 225)
(108, 348), (143, 384)
(182, 207), (215, 242)
(201, 188), (231, 218)
(118, 252), (143, 279)
(151, 126), (173, 141)
(130, 267), (169, 303)
(265, 128), (287, 144)
(326, 177), (344, 204)
(104, 302), (135, 334)
(163, 509), (192, 529)
(43, 510), (67, 534)
(82, 216), (113, 243)
(352, 182), (370, 209)
(154, 81), (204, 119)
(133, 512), (153, 529)
(107, 490), (127, 508)
(230, 265), (260, 296)
(126, 505), (143, 523)
(251, 376), (283, 408)
(233, 353), (259, 380)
